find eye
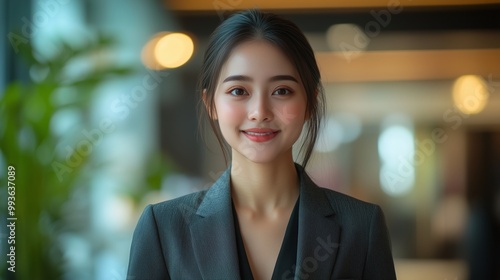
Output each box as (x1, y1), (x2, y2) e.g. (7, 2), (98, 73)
(228, 88), (246, 96)
(272, 88), (292, 96)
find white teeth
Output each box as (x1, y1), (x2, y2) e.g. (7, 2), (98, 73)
(245, 131), (273, 136)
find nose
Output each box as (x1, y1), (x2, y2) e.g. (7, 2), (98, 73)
(248, 93), (273, 122)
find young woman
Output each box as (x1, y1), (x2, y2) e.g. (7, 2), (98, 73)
(128, 10), (396, 280)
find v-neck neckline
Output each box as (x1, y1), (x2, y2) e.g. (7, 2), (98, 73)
(232, 197), (300, 280)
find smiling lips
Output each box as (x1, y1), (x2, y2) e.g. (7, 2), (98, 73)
(241, 128), (280, 142)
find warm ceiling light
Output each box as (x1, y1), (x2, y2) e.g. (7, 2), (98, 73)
(141, 33), (165, 70)
(326, 23), (366, 52)
(154, 32), (194, 69)
(452, 75), (489, 115)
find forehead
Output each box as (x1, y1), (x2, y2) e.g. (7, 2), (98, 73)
(218, 40), (299, 81)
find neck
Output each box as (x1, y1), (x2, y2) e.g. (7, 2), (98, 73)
(230, 151), (299, 214)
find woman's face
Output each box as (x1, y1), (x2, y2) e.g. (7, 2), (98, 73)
(212, 40), (308, 164)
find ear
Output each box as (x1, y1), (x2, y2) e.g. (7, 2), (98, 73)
(202, 89), (218, 120)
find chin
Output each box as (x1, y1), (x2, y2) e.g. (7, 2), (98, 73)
(236, 150), (289, 165)
(230, 140), (294, 164)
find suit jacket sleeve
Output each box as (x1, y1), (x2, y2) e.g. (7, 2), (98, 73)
(127, 204), (170, 280)
(364, 205), (397, 280)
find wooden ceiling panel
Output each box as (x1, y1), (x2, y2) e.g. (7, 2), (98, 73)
(165, 0), (500, 11)
(316, 49), (500, 83)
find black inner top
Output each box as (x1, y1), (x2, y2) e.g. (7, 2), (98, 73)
(232, 197), (300, 280)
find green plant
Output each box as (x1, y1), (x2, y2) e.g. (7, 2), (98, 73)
(0, 34), (134, 279)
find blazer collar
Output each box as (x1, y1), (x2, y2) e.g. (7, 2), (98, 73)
(189, 167), (241, 279)
(294, 163), (340, 279)
(189, 164), (340, 279)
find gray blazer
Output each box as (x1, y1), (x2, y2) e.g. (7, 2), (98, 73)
(127, 164), (397, 279)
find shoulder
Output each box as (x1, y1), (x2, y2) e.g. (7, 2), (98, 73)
(146, 189), (208, 223)
(314, 185), (385, 227)
(315, 186), (391, 250)
(319, 186), (378, 212)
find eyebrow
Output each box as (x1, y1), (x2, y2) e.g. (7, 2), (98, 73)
(222, 75), (299, 83)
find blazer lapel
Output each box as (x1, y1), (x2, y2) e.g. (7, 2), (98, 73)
(294, 164), (340, 279)
(189, 167), (241, 279)
(188, 164), (340, 279)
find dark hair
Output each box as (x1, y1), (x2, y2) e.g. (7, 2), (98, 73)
(198, 9), (325, 168)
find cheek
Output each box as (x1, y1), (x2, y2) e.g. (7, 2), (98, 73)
(273, 101), (307, 126)
(215, 99), (246, 128)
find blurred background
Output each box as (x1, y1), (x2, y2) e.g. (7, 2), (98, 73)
(1, 0), (499, 279)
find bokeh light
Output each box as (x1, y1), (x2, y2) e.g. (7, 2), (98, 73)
(452, 75), (489, 115)
(326, 23), (367, 52)
(142, 32), (194, 69)
(154, 32), (194, 68)
(378, 115), (415, 196)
